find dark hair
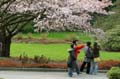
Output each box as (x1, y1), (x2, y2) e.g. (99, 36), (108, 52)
(72, 40), (78, 45)
(70, 44), (74, 48)
(86, 41), (91, 46)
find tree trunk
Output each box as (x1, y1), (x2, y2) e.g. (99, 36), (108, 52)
(0, 37), (11, 57)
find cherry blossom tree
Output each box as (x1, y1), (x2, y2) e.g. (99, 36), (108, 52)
(0, 0), (45, 57)
(7, 0), (113, 32)
(0, 0), (113, 57)
(32, 0), (113, 32)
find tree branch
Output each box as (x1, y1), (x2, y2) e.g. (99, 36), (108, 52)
(10, 24), (19, 34)
(6, 23), (18, 38)
(0, 0), (15, 7)
(11, 21), (30, 37)
(1, 0), (15, 15)
(6, 13), (35, 24)
(8, 16), (35, 26)
(0, 13), (17, 23)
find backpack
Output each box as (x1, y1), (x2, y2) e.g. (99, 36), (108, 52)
(86, 47), (93, 59)
(69, 49), (76, 61)
(67, 48), (76, 68)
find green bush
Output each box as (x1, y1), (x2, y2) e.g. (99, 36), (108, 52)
(92, 0), (120, 31)
(21, 22), (34, 33)
(101, 25), (120, 51)
(107, 67), (120, 79)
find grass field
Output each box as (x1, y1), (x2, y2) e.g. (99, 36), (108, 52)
(10, 43), (120, 61)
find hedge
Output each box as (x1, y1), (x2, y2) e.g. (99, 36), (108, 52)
(107, 67), (120, 79)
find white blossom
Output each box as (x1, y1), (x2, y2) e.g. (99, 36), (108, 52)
(2, 0), (113, 32)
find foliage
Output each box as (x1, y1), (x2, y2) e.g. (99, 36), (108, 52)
(34, 55), (50, 64)
(100, 26), (120, 51)
(19, 53), (50, 64)
(107, 67), (120, 79)
(93, 0), (120, 31)
(19, 52), (29, 64)
(20, 22), (34, 33)
(92, 0), (120, 51)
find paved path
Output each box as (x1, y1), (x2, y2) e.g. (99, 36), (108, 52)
(0, 71), (108, 79)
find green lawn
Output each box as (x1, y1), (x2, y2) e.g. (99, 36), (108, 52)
(10, 43), (120, 61)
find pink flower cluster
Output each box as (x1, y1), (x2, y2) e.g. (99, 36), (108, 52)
(2, 0), (113, 32)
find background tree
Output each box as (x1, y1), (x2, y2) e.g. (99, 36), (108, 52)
(92, 0), (120, 51)
(100, 25), (120, 51)
(93, 0), (119, 31)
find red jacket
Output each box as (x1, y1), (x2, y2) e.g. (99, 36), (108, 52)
(74, 44), (85, 58)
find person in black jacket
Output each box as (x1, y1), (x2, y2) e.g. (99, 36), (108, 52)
(90, 42), (100, 75)
(80, 42), (93, 74)
(67, 44), (80, 77)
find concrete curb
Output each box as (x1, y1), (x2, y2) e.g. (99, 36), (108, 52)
(0, 67), (66, 72)
(0, 67), (108, 73)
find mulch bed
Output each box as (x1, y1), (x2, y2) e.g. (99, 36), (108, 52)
(0, 58), (120, 70)
(12, 38), (72, 44)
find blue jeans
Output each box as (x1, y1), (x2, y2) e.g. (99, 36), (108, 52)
(68, 61), (80, 77)
(90, 61), (98, 75)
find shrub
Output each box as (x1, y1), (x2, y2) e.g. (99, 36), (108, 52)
(34, 55), (50, 64)
(21, 22), (34, 33)
(14, 33), (23, 39)
(107, 67), (120, 79)
(27, 33), (33, 39)
(101, 25), (120, 51)
(65, 34), (78, 41)
(19, 52), (29, 64)
(40, 33), (48, 40)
